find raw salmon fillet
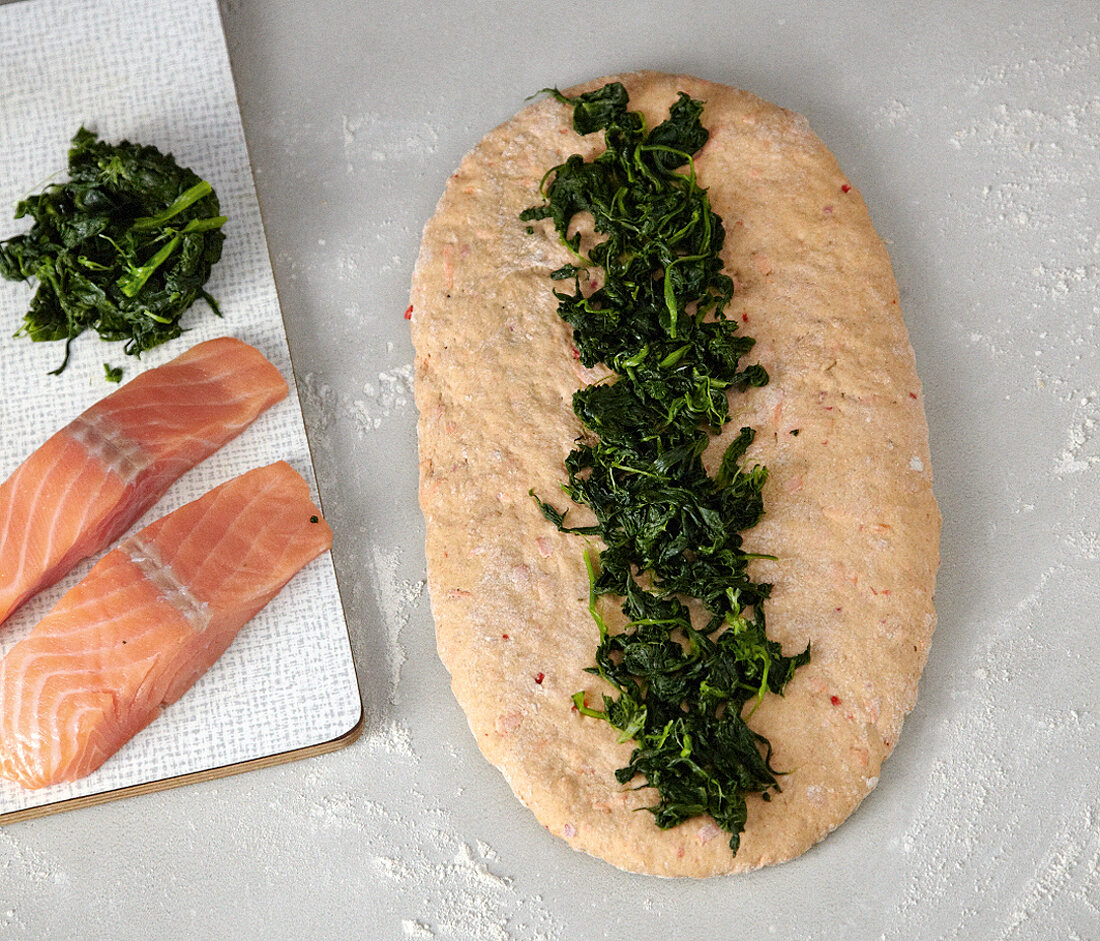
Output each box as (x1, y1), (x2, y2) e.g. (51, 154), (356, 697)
(0, 461), (332, 789)
(0, 337), (287, 627)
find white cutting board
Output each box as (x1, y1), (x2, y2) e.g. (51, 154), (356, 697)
(0, 0), (362, 821)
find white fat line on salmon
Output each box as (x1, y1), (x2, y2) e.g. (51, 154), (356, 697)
(65, 411), (151, 484)
(122, 535), (212, 632)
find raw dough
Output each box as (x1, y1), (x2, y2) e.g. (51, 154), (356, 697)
(410, 71), (940, 876)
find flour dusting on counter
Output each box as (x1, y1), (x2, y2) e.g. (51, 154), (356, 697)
(881, 561), (1100, 940)
(372, 833), (561, 941)
(359, 364), (415, 431)
(368, 543), (425, 705)
(298, 364), (415, 437)
(1054, 395), (1100, 477)
(341, 112), (440, 172)
(236, 720), (564, 938)
(0, 825), (60, 884)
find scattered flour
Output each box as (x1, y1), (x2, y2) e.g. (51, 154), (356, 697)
(881, 562), (1100, 940)
(362, 718), (417, 758)
(298, 364), (415, 439)
(371, 834), (559, 941)
(251, 721), (561, 940)
(357, 783), (562, 941)
(341, 112), (440, 173)
(0, 825), (58, 884)
(937, 27), (1098, 347)
(1063, 529), (1100, 561)
(368, 543), (426, 706)
(927, 23), (1100, 575)
(1053, 396), (1100, 477)
(869, 98), (911, 129)
(357, 364), (416, 432)
(996, 800), (1100, 940)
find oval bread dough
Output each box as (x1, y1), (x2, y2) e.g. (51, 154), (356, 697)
(410, 71), (941, 877)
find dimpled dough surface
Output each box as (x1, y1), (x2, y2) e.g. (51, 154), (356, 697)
(410, 72), (940, 877)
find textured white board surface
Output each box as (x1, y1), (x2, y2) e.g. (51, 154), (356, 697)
(0, 0), (361, 817)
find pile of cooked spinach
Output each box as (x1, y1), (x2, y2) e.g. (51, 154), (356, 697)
(0, 127), (226, 375)
(524, 82), (809, 854)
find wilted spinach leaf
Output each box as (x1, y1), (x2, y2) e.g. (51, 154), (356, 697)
(525, 84), (809, 855)
(0, 127), (226, 375)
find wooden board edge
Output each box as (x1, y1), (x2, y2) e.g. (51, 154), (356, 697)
(0, 707), (365, 826)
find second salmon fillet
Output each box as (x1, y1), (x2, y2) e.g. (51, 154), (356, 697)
(0, 461), (332, 789)
(0, 336), (288, 627)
